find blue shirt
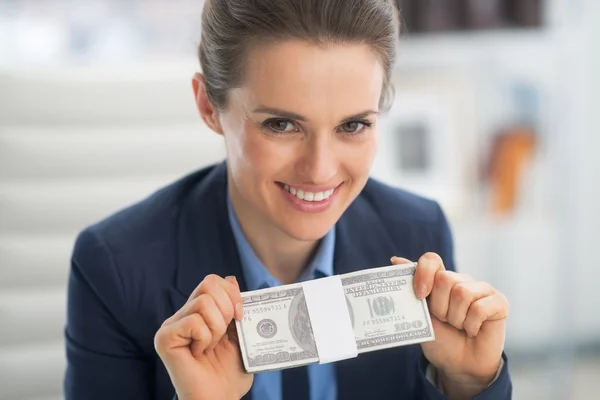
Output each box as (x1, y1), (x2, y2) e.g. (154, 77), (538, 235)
(227, 196), (337, 400)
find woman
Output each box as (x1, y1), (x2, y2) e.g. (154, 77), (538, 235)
(64, 0), (511, 399)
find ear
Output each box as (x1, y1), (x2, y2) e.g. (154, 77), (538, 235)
(192, 73), (224, 135)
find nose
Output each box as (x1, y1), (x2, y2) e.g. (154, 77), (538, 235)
(296, 133), (338, 184)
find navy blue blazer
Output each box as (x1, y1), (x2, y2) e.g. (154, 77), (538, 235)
(64, 161), (512, 400)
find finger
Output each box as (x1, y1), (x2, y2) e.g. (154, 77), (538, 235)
(446, 282), (495, 331)
(186, 314), (215, 358)
(390, 256), (412, 265)
(187, 274), (243, 321)
(200, 283), (236, 325)
(189, 274), (229, 300)
(196, 294), (229, 349)
(224, 276), (244, 321)
(155, 313), (213, 359)
(199, 274), (244, 321)
(427, 271), (471, 322)
(173, 293), (230, 349)
(414, 253), (446, 299)
(463, 293), (510, 337)
(226, 275), (240, 290)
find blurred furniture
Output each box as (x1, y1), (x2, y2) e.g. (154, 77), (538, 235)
(396, 0), (544, 34)
(0, 63), (225, 400)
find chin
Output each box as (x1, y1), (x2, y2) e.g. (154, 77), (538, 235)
(280, 218), (335, 242)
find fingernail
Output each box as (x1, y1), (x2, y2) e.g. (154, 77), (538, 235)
(235, 303), (243, 320)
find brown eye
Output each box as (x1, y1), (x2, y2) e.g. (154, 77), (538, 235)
(340, 121), (370, 133)
(341, 122), (360, 132)
(265, 118), (295, 133)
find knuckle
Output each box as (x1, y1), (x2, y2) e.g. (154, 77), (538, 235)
(197, 324), (212, 345)
(453, 283), (472, 303)
(187, 314), (211, 342)
(214, 319), (228, 336)
(470, 300), (487, 319)
(222, 303), (235, 322)
(206, 273), (221, 284)
(200, 274), (221, 291)
(185, 296), (203, 315)
(464, 323), (478, 337)
(154, 328), (167, 353)
(197, 294), (215, 311)
(435, 270), (455, 287)
(200, 331), (212, 346)
(189, 312), (204, 325)
(481, 282), (495, 292)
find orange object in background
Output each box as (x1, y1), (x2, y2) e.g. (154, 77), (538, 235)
(485, 127), (537, 216)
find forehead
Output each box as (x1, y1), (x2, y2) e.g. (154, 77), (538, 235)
(235, 40), (385, 117)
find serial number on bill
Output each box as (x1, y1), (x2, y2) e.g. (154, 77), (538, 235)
(244, 304), (287, 315)
(364, 315), (406, 325)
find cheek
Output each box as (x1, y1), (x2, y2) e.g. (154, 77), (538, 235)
(343, 134), (378, 179)
(226, 123), (283, 181)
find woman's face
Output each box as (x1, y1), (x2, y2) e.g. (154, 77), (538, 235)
(206, 40), (384, 241)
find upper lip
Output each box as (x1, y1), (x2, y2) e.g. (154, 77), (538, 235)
(278, 182), (341, 192)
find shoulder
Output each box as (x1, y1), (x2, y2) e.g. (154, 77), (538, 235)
(68, 163), (223, 341)
(73, 163), (217, 258)
(70, 163), (221, 304)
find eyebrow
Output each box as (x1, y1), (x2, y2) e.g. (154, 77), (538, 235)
(252, 106), (379, 123)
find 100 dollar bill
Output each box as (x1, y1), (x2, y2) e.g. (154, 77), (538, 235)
(235, 263), (434, 373)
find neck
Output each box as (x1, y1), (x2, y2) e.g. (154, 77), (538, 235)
(228, 179), (319, 285)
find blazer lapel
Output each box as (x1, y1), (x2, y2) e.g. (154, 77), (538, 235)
(333, 192), (401, 275)
(172, 161), (248, 299)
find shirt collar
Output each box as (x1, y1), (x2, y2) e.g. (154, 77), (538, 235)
(226, 191), (335, 291)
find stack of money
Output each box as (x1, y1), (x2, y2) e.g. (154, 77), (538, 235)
(235, 263), (435, 373)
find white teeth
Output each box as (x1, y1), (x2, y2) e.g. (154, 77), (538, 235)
(282, 184), (335, 202)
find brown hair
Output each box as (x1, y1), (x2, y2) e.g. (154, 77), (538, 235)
(198, 0), (400, 112)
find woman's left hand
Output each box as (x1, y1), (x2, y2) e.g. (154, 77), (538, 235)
(391, 253), (509, 400)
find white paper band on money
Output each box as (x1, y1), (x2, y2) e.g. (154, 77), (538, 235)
(301, 276), (358, 364)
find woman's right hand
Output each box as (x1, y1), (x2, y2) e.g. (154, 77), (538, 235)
(155, 274), (253, 400)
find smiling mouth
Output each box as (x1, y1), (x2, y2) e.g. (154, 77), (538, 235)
(276, 182), (337, 202)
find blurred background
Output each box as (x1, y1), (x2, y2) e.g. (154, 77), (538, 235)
(0, 0), (598, 399)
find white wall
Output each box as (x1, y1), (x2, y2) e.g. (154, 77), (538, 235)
(572, 0), (600, 342)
